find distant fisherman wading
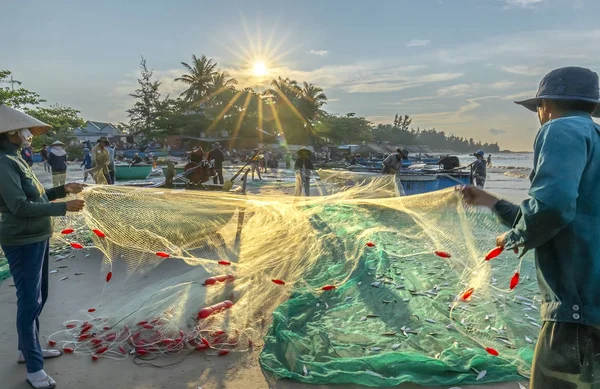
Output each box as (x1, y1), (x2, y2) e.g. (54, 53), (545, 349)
(462, 67), (600, 389)
(471, 150), (487, 188)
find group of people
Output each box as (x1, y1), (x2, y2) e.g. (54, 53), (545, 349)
(1, 66), (600, 389)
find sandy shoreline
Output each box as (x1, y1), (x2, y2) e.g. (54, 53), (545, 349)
(0, 248), (527, 389)
(0, 163), (529, 389)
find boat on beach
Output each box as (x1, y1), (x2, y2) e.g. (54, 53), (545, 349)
(114, 163), (154, 180)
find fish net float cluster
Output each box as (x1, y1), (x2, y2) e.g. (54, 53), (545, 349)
(48, 173), (538, 387)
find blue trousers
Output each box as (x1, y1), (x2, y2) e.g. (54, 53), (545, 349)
(2, 240), (49, 373)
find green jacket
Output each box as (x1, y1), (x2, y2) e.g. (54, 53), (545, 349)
(0, 141), (67, 246)
(493, 112), (600, 326)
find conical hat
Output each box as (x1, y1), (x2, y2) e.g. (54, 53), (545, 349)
(0, 104), (51, 135)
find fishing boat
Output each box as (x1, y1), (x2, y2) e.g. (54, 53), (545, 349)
(317, 168), (471, 196)
(114, 163), (154, 180)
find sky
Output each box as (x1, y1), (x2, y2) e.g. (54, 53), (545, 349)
(3, 0), (600, 150)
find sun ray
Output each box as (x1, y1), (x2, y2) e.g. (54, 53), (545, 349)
(258, 95), (264, 144)
(232, 91), (252, 142)
(268, 99), (284, 142)
(206, 90), (243, 133)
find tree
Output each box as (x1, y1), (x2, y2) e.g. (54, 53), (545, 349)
(25, 104), (85, 156)
(299, 82), (327, 120)
(127, 57), (162, 137)
(175, 55), (218, 108)
(0, 70), (45, 108)
(393, 114), (412, 131)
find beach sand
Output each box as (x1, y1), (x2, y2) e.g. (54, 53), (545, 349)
(0, 249), (527, 389)
(0, 163), (529, 389)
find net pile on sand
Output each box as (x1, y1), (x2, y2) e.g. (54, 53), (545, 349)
(47, 174), (537, 386)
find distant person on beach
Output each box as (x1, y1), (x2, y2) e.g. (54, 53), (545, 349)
(104, 140), (115, 184)
(250, 148), (262, 181)
(87, 139), (111, 184)
(381, 148), (408, 196)
(207, 142), (225, 184)
(131, 153), (142, 166)
(487, 154), (492, 167)
(462, 67), (600, 389)
(284, 152), (292, 169)
(80, 147), (92, 182)
(0, 105), (85, 389)
(294, 147), (314, 196)
(20, 144), (34, 167)
(39, 144), (50, 172)
(47, 140), (68, 187)
(471, 150), (487, 188)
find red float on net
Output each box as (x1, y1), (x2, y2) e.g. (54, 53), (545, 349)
(204, 274), (234, 286)
(70, 242), (84, 249)
(510, 272), (520, 290)
(321, 285), (336, 291)
(61, 229), (75, 235)
(366, 242), (375, 247)
(63, 347), (74, 354)
(106, 271), (113, 283)
(48, 340), (56, 346)
(485, 247), (504, 261)
(92, 229), (106, 238)
(87, 308), (96, 313)
(485, 347), (499, 356)
(272, 279), (285, 285)
(218, 260), (231, 266)
(156, 252), (170, 258)
(197, 300), (234, 320)
(460, 287), (475, 301)
(434, 250), (451, 258)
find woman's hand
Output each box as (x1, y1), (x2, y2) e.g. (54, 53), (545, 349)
(66, 200), (85, 212)
(460, 185), (499, 209)
(65, 183), (86, 194)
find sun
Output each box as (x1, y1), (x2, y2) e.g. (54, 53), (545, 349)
(253, 61), (268, 77)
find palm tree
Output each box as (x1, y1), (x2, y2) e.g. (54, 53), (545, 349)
(268, 77), (301, 104)
(299, 82), (327, 120)
(175, 55), (218, 107)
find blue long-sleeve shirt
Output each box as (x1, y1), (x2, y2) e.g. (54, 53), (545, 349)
(493, 112), (600, 326)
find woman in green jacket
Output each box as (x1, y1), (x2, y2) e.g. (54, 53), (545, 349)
(0, 105), (85, 389)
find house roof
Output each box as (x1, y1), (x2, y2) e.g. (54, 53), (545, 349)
(74, 121), (123, 137)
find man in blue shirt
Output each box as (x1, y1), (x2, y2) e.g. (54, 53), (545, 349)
(463, 67), (600, 388)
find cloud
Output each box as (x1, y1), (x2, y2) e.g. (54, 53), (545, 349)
(406, 39), (431, 47)
(500, 65), (547, 76)
(411, 96), (497, 126)
(345, 72), (463, 94)
(505, 0), (543, 7)
(432, 29), (600, 66)
(489, 128), (507, 135)
(437, 83), (479, 97)
(490, 80), (516, 89)
(308, 49), (329, 57)
(502, 91), (536, 100)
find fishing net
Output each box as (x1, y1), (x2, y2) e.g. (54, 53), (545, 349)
(46, 173), (538, 386)
(0, 251), (8, 283)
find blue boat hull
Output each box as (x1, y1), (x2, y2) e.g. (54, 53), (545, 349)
(400, 172), (470, 195)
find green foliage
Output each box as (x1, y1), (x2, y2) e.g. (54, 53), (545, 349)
(0, 70), (45, 108)
(25, 104), (84, 149)
(126, 57), (163, 138)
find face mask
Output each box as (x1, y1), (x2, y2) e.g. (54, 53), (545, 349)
(8, 129), (33, 147)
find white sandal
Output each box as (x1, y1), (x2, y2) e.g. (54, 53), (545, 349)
(27, 373), (56, 389)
